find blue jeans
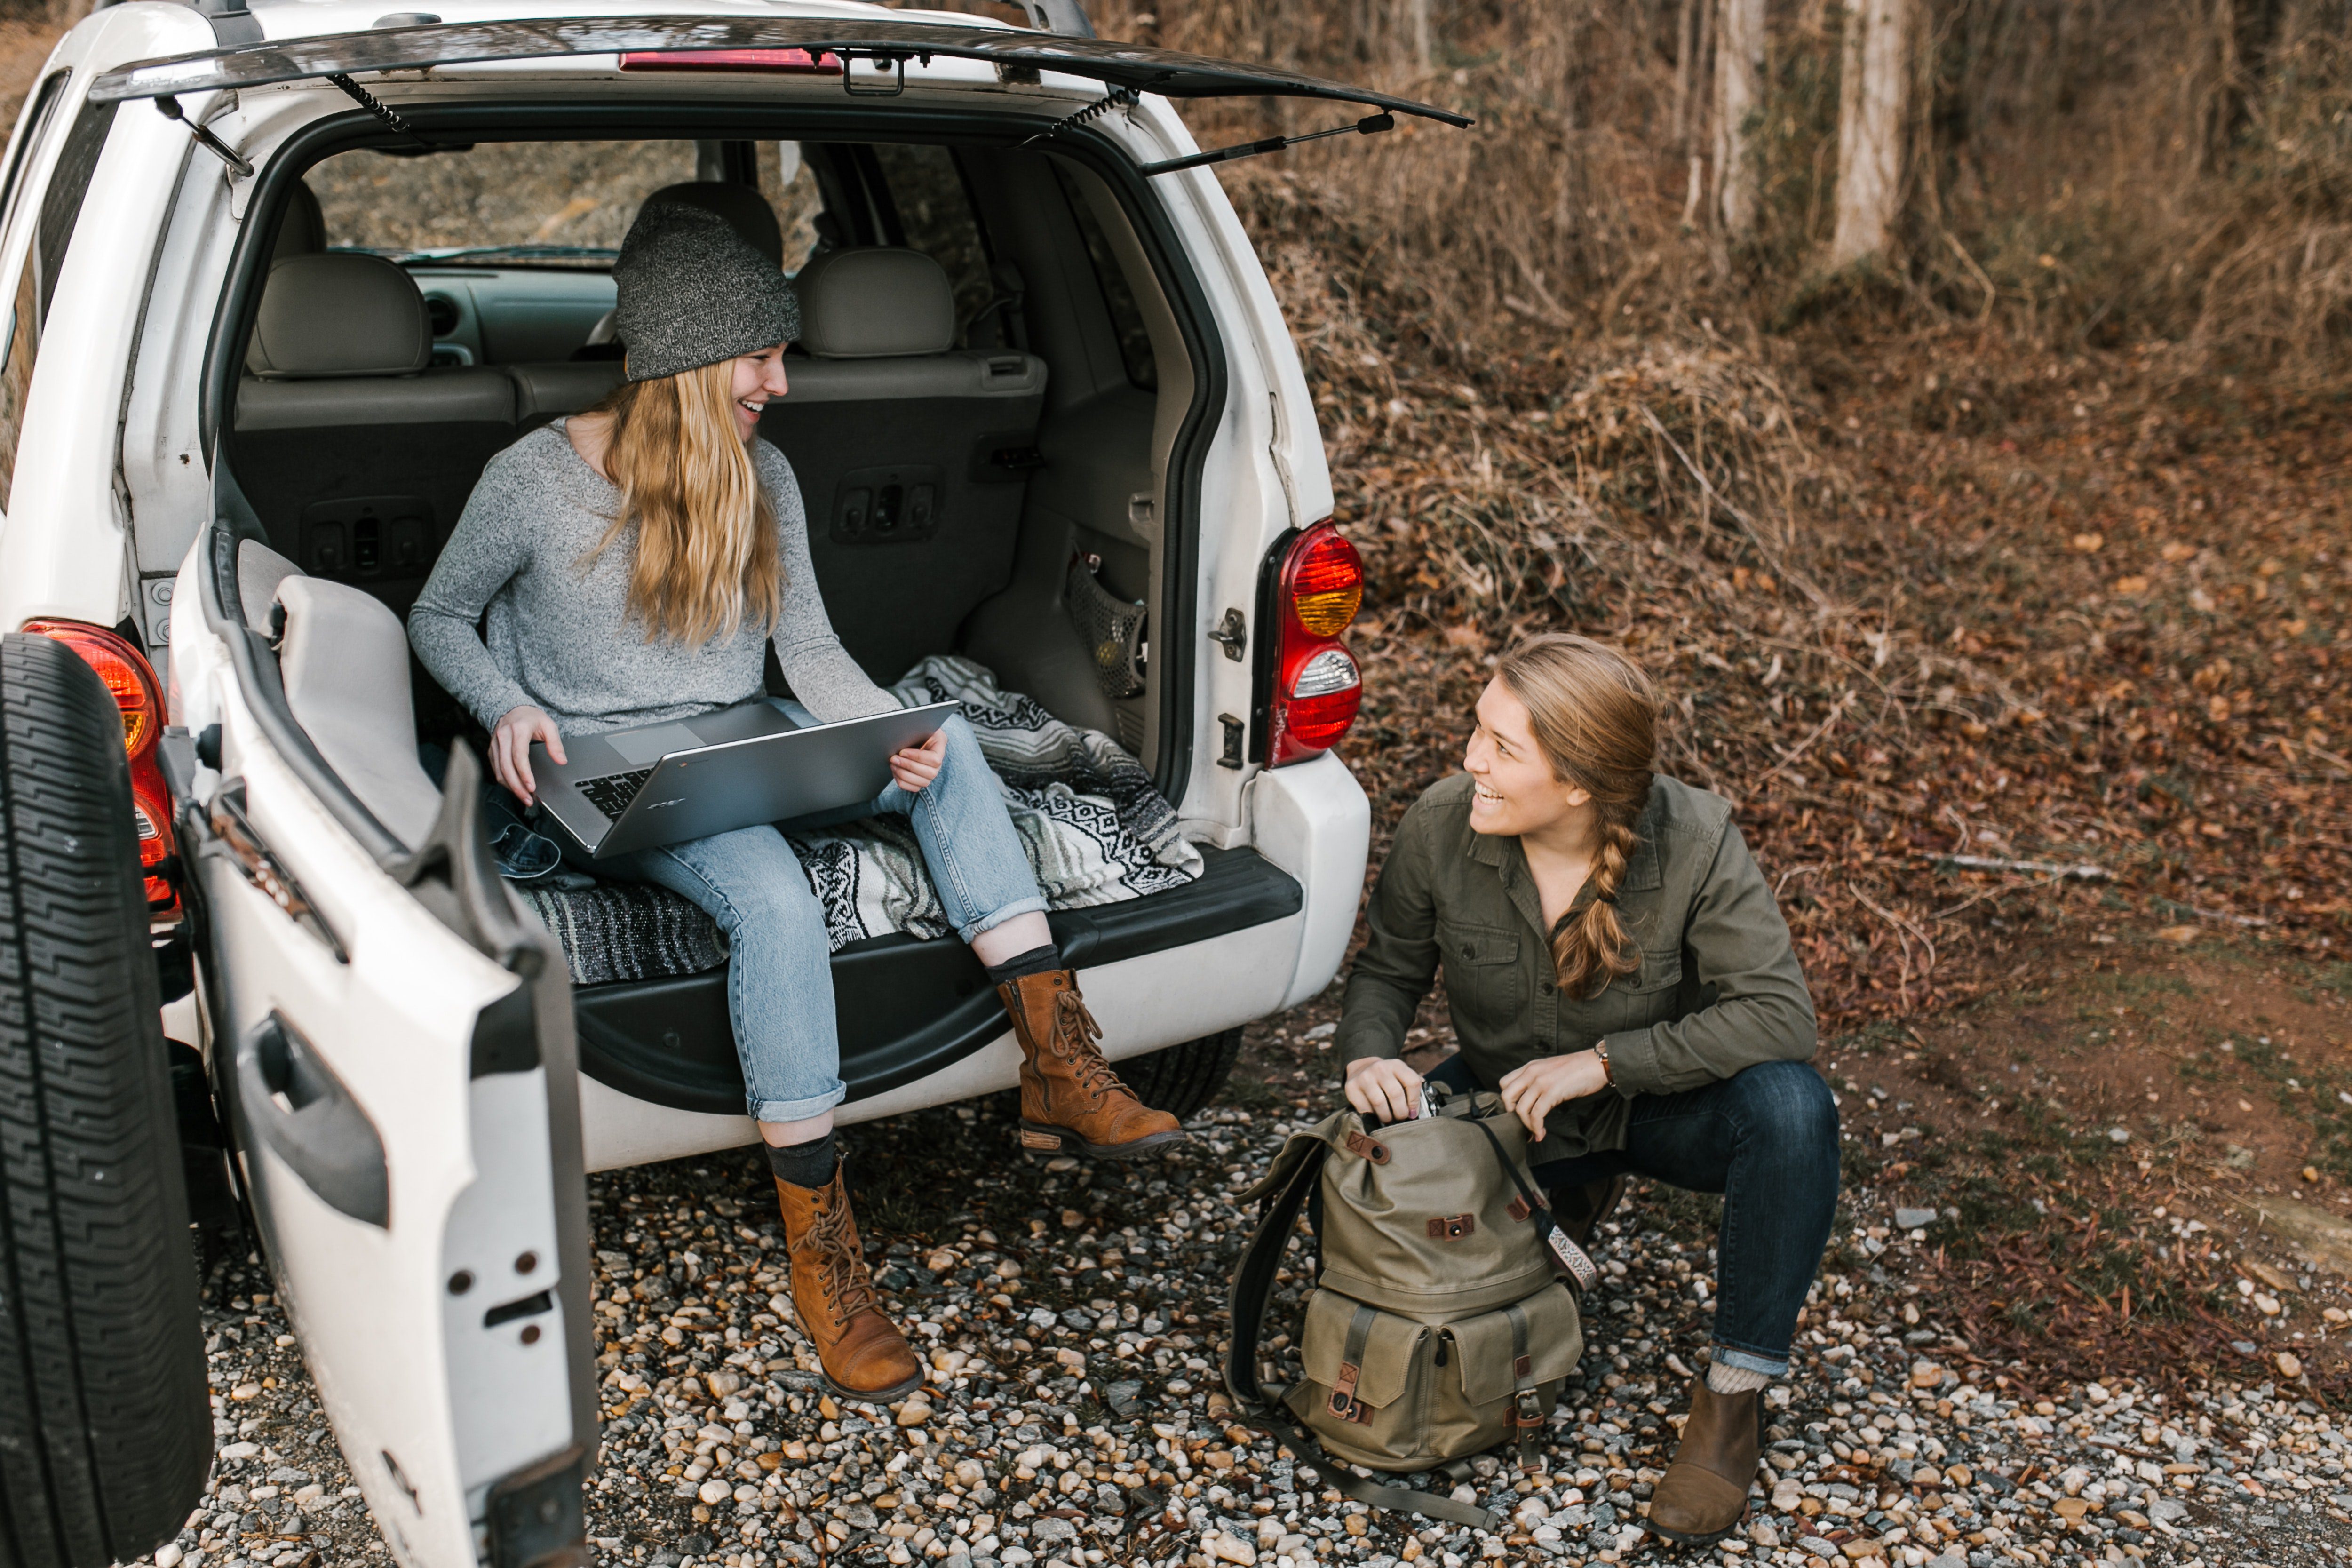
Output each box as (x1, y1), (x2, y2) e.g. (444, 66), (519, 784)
(597, 705), (1047, 1123)
(1428, 1054), (1839, 1378)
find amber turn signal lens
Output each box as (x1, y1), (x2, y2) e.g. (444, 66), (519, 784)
(1288, 527), (1364, 637)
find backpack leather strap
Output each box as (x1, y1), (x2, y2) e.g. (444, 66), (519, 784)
(1466, 1116), (1602, 1294)
(1224, 1141), (1504, 1532)
(1505, 1301), (1543, 1472)
(1327, 1303), (1378, 1424)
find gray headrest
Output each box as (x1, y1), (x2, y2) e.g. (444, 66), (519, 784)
(246, 253), (430, 380)
(795, 248), (954, 359)
(640, 181), (784, 267)
(269, 182), (326, 269)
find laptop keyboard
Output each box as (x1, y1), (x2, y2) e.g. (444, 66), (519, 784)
(575, 768), (654, 821)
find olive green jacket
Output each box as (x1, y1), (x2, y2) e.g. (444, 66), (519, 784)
(1338, 772), (1817, 1159)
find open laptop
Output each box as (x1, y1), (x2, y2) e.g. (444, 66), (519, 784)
(531, 698), (959, 859)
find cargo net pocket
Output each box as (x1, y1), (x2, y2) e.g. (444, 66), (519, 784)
(1067, 552), (1147, 700)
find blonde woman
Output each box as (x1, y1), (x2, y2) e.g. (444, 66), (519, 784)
(1337, 634), (1834, 1547)
(410, 203), (1182, 1403)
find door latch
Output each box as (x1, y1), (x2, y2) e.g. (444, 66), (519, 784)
(1208, 608), (1247, 661)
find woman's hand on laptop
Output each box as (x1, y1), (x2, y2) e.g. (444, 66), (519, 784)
(492, 704), (566, 805)
(888, 729), (948, 794)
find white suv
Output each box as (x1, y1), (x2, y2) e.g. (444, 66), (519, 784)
(0, 6), (1460, 1566)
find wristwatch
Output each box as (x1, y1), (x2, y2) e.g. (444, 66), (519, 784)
(1591, 1038), (1615, 1086)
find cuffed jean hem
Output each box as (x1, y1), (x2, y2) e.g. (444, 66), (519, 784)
(748, 1081), (848, 1124)
(954, 893), (1051, 946)
(1709, 1344), (1790, 1379)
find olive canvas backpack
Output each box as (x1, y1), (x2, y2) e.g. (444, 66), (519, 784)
(1223, 1087), (1597, 1528)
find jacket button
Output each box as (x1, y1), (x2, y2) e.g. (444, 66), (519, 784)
(1541, 982), (1555, 995)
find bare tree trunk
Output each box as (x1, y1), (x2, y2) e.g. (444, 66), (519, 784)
(1712, 0), (1766, 235)
(1401, 0), (1431, 70)
(1679, 0), (1716, 226)
(1831, 0), (1911, 267)
(1671, 0), (1703, 149)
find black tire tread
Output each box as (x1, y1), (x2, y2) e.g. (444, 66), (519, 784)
(0, 633), (209, 1568)
(1120, 1026), (1244, 1123)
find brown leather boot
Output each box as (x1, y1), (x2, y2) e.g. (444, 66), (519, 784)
(773, 1167), (923, 1403)
(999, 969), (1186, 1159)
(1647, 1374), (1764, 1546)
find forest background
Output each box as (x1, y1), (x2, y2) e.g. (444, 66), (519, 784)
(1025, 0), (2352, 1026)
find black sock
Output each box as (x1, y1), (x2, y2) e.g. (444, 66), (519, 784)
(985, 942), (1065, 987)
(765, 1131), (838, 1190)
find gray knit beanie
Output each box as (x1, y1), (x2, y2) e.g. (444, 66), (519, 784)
(611, 201), (801, 382)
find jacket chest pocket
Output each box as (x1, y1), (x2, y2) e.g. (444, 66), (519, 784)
(1439, 923), (1524, 1023)
(1581, 947), (1684, 1034)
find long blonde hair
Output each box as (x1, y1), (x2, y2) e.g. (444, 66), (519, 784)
(581, 359), (780, 646)
(1495, 634), (1658, 999)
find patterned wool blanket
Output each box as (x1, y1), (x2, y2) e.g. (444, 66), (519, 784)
(517, 656), (1202, 986)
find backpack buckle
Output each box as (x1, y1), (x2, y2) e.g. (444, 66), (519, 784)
(1342, 1130), (1390, 1164)
(1425, 1213), (1477, 1241)
(1515, 1390), (1545, 1469)
(1327, 1362), (1371, 1423)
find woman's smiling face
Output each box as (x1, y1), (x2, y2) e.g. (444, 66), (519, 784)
(729, 344), (791, 439)
(1463, 676), (1590, 836)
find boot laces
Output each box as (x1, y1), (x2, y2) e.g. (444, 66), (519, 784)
(1050, 989), (1127, 1104)
(801, 1191), (882, 1330)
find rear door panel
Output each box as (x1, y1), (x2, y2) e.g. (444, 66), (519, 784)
(170, 535), (593, 1568)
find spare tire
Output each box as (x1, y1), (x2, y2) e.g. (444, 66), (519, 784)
(1120, 1026), (1245, 1123)
(0, 632), (210, 1568)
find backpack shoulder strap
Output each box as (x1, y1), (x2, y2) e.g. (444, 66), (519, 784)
(1223, 1139), (1503, 1533)
(1225, 1137), (1325, 1409)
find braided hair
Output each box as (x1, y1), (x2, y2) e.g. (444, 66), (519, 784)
(1496, 634), (1658, 999)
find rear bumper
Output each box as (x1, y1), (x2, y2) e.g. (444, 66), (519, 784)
(573, 753), (1369, 1171)
(1245, 752), (1371, 1010)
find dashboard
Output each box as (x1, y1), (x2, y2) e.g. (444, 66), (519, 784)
(407, 265), (616, 366)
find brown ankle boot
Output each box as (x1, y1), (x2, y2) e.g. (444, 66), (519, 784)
(773, 1167), (923, 1403)
(999, 970), (1186, 1159)
(1648, 1374), (1764, 1546)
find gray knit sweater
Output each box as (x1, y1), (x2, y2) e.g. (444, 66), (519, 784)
(408, 423), (893, 736)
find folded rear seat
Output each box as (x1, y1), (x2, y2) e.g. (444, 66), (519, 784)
(759, 247), (1047, 685)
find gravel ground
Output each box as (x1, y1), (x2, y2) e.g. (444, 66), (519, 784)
(150, 1068), (2352, 1568)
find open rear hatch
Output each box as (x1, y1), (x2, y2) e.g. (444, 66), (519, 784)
(90, 13), (1473, 130)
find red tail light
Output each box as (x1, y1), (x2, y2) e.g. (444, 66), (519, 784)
(1263, 523), (1365, 767)
(21, 619), (179, 918)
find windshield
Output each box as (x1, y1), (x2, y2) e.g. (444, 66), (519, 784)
(307, 139), (822, 269)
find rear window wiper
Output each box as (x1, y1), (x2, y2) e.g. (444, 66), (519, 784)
(1141, 111), (1394, 177)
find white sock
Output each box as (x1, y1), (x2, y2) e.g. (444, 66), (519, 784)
(1706, 1361), (1770, 1397)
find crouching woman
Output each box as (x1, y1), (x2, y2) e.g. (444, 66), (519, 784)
(1337, 634), (1837, 1546)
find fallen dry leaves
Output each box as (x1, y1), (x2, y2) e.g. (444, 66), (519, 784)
(1240, 175), (2352, 1027)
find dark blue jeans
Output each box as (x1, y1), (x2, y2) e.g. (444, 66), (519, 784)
(1427, 1054), (1839, 1377)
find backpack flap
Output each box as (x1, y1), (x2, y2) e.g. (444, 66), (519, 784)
(1446, 1283), (1584, 1471)
(1313, 1105), (1556, 1317)
(1287, 1289), (1438, 1469)
(1297, 1289), (1425, 1417)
